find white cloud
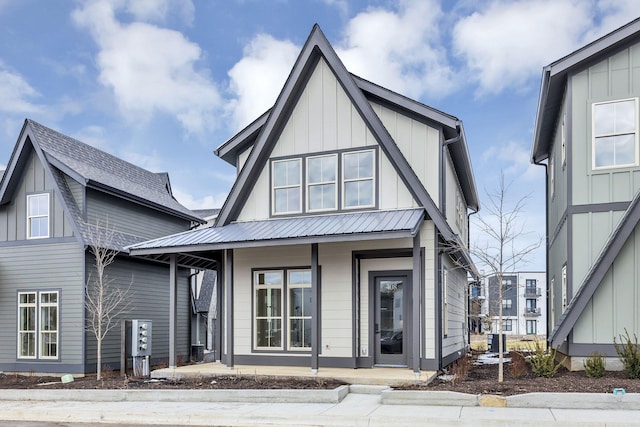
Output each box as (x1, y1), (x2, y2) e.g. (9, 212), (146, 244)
(584, 0), (640, 42)
(225, 34), (299, 130)
(321, 0), (349, 17)
(172, 187), (227, 210)
(125, 0), (195, 25)
(72, 0), (221, 134)
(0, 62), (42, 115)
(482, 140), (543, 182)
(336, 0), (456, 99)
(453, 0), (593, 95)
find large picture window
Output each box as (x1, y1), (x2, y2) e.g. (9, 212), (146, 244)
(273, 159), (301, 214)
(593, 98), (638, 169)
(254, 269), (312, 351)
(27, 193), (50, 239)
(18, 290), (59, 359)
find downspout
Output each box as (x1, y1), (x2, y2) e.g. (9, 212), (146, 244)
(533, 159), (549, 341)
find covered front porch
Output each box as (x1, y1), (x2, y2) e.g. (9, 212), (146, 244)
(151, 361), (437, 387)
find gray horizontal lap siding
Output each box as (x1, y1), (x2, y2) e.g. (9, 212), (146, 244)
(84, 255), (191, 371)
(86, 189), (191, 242)
(0, 241), (85, 372)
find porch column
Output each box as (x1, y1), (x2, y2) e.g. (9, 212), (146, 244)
(225, 249), (234, 368)
(412, 231), (421, 375)
(311, 243), (319, 372)
(169, 254), (177, 368)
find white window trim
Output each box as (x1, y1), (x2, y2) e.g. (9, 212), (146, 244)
(17, 290), (59, 360)
(306, 154), (337, 213)
(342, 149), (376, 210)
(443, 268), (449, 337)
(591, 97), (639, 170)
(26, 193), (50, 240)
(254, 271), (284, 351)
(272, 159), (302, 215)
(561, 264), (567, 312)
(550, 155), (555, 198)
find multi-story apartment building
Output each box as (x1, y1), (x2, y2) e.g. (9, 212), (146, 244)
(471, 272), (546, 338)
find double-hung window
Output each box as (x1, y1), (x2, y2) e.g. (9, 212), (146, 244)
(502, 299), (512, 310)
(254, 269), (313, 351)
(343, 150), (374, 208)
(526, 320), (537, 334)
(18, 290), (59, 359)
(502, 319), (512, 332)
(307, 154), (337, 211)
(593, 98), (638, 169)
(273, 159), (301, 214)
(27, 193), (50, 239)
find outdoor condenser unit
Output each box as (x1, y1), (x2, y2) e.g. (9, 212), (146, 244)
(130, 319), (152, 376)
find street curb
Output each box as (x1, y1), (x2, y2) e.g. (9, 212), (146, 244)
(0, 384), (350, 404)
(381, 390), (479, 406)
(506, 392), (640, 409)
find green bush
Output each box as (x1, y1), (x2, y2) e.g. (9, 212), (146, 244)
(527, 340), (565, 378)
(583, 351), (606, 378)
(614, 329), (640, 379)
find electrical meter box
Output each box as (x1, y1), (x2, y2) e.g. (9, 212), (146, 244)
(130, 319), (152, 357)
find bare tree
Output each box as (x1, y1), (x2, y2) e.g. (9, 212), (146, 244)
(85, 220), (132, 380)
(449, 172), (542, 382)
(473, 173), (542, 382)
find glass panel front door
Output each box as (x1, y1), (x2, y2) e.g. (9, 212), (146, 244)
(375, 276), (407, 366)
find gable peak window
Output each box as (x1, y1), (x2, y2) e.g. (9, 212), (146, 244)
(27, 193), (50, 239)
(307, 154), (337, 212)
(343, 149), (375, 209)
(593, 98), (639, 169)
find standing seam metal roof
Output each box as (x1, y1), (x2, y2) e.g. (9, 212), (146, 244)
(128, 208), (425, 251)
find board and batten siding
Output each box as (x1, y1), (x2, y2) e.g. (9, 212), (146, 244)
(572, 223), (640, 344)
(0, 241), (85, 373)
(236, 57), (421, 222)
(444, 150), (468, 243)
(84, 255), (191, 370)
(0, 150), (74, 241)
(86, 189), (191, 241)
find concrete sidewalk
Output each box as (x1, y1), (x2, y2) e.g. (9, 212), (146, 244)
(1, 388), (640, 426)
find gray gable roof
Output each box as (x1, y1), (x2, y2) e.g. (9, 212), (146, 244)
(549, 190), (640, 348)
(214, 25), (475, 242)
(532, 17), (640, 163)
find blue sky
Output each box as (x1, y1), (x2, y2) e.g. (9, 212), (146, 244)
(1, 0), (640, 271)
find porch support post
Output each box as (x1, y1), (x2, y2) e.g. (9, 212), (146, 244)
(225, 249), (234, 368)
(311, 243), (319, 372)
(412, 230), (421, 376)
(169, 254), (177, 368)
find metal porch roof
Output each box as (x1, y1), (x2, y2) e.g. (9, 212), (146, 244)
(127, 208), (425, 259)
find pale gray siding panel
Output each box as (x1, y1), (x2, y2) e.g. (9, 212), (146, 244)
(0, 242), (85, 369)
(65, 175), (85, 216)
(441, 255), (467, 360)
(86, 189), (190, 241)
(83, 256), (191, 370)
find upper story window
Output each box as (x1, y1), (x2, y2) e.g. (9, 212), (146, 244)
(592, 98), (638, 169)
(27, 193), (50, 239)
(343, 150), (375, 209)
(307, 154), (337, 212)
(272, 159), (301, 214)
(271, 148), (376, 216)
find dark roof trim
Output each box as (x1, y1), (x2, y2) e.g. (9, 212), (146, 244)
(532, 18), (640, 162)
(215, 109), (270, 166)
(214, 24), (460, 246)
(549, 189), (640, 348)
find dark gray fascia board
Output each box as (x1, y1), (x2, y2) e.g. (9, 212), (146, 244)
(532, 18), (640, 163)
(0, 119), (31, 205)
(549, 189), (640, 348)
(215, 109), (270, 166)
(44, 153), (88, 187)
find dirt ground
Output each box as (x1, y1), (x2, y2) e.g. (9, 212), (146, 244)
(1, 352), (638, 395)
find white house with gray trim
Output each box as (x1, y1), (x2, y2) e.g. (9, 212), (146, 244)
(129, 24), (480, 374)
(532, 17), (640, 370)
(0, 120), (204, 375)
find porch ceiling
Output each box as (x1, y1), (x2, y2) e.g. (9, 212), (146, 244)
(126, 208), (425, 269)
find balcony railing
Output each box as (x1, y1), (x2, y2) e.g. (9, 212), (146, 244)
(524, 287), (542, 297)
(524, 307), (541, 317)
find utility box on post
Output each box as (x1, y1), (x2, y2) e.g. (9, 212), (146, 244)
(130, 319), (152, 376)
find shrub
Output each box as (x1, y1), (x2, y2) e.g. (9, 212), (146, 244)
(614, 329), (640, 379)
(583, 352), (606, 378)
(527, 340), (565, 378)
(450, 353), (471, 384)
(509, 351), (527, 378)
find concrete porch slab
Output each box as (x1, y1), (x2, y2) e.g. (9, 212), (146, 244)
(151, 362), (437, 387)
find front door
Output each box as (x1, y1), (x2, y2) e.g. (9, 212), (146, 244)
(374, 275), (409, 366)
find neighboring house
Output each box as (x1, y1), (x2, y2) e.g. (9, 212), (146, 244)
(128, 25), (479, 374)
(0, 119), (203, 375)
(531, 18), (640, 370)
(476, 272), (546, 338)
